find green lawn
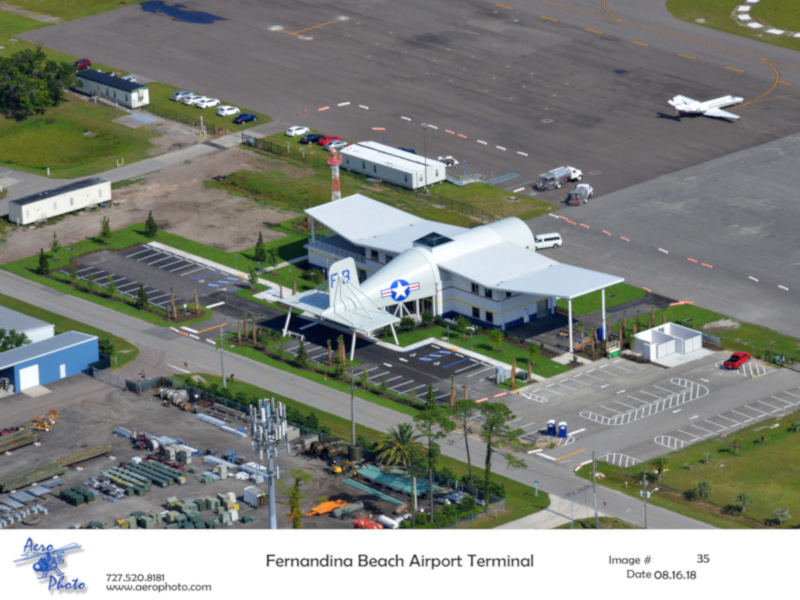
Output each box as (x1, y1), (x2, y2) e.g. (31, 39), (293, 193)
(556, 282), (647, 316)
(255, 133), (556, 223)
(667, 0), (800, 53)
(1, 0), (146, 20)
(0, 96), (157, 178)
(613, 304), (800, 360)
(0, 292), (139, 369)
(260, 261), (320, 294)
(578, 408), (800, 528)
(391, 325), (570, 379)
(172, 373), (549, 528)
(144, 82), (271, 134)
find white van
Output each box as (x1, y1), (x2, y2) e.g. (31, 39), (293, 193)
(533, 233), (562, 249)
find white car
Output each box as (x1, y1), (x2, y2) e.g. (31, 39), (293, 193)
(182, 94), (205, 106)
(325, 140), (349, 150)
(196, 98), (220, 109)
(121, 74), (137, 83)
(437, 155), (459, 167)
(285, 126), (310, 137)
(171, 90), (193, 101)
(217, 105), (240, 117)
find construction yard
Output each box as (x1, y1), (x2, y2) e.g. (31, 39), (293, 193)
(0, 375), (422, 530)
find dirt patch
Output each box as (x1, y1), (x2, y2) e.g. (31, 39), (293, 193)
(702, 319), (740, 334)
(0, 148), (300, 262)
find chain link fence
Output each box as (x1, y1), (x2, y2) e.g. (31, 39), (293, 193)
(145, 104), (229, 137)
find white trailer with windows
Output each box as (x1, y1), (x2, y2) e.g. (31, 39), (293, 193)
(340, 142), (446, 190)
(8, 178), (111, 226)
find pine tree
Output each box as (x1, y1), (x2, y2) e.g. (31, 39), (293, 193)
(135, 284), (149, 309)
(100, 216), (111, 243)
(36, 249), (50, 275)
(254, 232), (267, 262)
(144, 210), (158, 238)
(49, 231), (61, 259)
(248, 265), (259, 289)
(296, 339), (309, 369)
(106, 275), (116, 295)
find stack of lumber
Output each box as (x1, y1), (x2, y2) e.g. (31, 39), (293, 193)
(56, 445), (111, 467)
(0, 429), (41, 453)
(0, 461), (67, 492)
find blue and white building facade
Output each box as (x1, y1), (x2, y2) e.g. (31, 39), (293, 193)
(299, 194), (623, 337)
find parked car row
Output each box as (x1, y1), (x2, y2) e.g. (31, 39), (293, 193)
(169, 90), (258, 124)
(291, 130), (350, 150)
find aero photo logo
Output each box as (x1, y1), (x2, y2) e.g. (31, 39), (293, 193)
(14, 538), (86, 592)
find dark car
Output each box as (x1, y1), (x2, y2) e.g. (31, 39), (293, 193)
(397, 147), (416, 154)
(723, 352), (751, 370)
(316, 135), (342, 146)
(300, 133), (325, 144)
(74, 58), (92, 70)
(233, 113), (258, 124)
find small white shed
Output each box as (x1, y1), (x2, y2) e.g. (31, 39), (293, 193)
(74, 70), (150, 109)
(340, 142), (446, 190)
(8, 177), (111, 226)
(634, 322), (702, 361)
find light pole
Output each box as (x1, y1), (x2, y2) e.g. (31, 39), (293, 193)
(219, 325), (226, 389)
(350, 371), (356, 446)
(421, 123), (437, 193)
(640, 471), (658, 529)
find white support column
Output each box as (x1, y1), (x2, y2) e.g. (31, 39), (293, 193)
(390, 323), (399, 346)
(311, 218), (315, 243)
(415, 299), (420, 320)
(350, 330), (357, 361)
(568, 298), (574, 358)
(281, 310), (292, 337)
(601, 288), (607, 342)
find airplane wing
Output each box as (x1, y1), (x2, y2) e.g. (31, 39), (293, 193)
(668, 94), (695, 107)
(703, 107), (740, 120)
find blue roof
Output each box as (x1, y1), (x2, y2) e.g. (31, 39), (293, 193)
(0, 332), (97, 370)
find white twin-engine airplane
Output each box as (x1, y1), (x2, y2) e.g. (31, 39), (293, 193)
(668, 94), (744, 120)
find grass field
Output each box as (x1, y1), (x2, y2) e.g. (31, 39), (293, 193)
(391, 325), (570, 379)
(258, 131), (556, 223)
(0, 96), (157, 178)
(0, 0), (145, 21)
(667, 0), (800, 53)
(144, 82), (271, 133)
(171, 373), (549, 527)
(613, 303), (800, 359)
(578, 407), (800, 528)
(556, 282), (647, 316)
(0, 292), (139, 368)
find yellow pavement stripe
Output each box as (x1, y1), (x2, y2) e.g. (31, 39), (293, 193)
(292, 18), (345, 35)
(631, 40), (649, 47)
(779, 80), (793, 86)
(585, 28), (603, 35)
(496, 3), (514, 9)
(725, 66), (744, 73)
(677, 53), (696, 59)
(554, 448), (586, 462)
(196, 322), (227, 335)
(540, 15), (558, 22)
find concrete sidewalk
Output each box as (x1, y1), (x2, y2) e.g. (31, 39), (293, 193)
(496, 494), (609, 529)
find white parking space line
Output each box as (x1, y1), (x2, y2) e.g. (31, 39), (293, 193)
(519, 421), (537, 430)
(755, 399), (781, 413)
(117, 282), (139, 291)
(743, 405), (768, 417)
(653, 385), (678, 395)
(169, 263), (193, 273)
(596, 366), (617, 376)
(181, 266), (205, 277)
(717, 415), (741, 425)
(149, 292), (170, 301)
(597, 404), (622, 414)
(614, 401), (636, 410)
(390, 380), (414, 391)
(161, 259), (186, 269)
(455, 362), (480, 374)
(467, 366), (495, 378)
(146, 255), (175, 266)
(77, 266), (94, 273)
(580, 371), (605, 381)
(309, 350), (328, 360)
(126, 248), (150, 258)
(406, 384), (427, 393)
(690, 424), (715, 436)
(771, 396), (795, 407)
(730, 409), (754, 422)
(783, 390), (800, 399)
(368, 371), (390, 381)
(568, 376), (592, 387)
(677, 429), (701, 441)
(358, 366), (379, 374)
(626, 395), (652, 406)
(137, 251), (161, 262)
(382, 375), (403, 384)
(544, 385), (563, 395)
(704, 419), (728, 430)
(434, 392), (450, 400)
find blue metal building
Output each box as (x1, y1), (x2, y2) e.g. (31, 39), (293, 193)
(0, 332), (99, 393)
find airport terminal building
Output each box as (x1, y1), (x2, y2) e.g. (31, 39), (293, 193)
(295, 195), (623, 341)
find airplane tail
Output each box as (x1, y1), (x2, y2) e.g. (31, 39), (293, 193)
(327, 257), (360, 307)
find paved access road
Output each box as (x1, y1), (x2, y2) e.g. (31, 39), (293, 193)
(0, 269), (710, 528)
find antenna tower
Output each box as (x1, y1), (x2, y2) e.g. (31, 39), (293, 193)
(328, 148), (342, 202)
(249, 398), (289, 529)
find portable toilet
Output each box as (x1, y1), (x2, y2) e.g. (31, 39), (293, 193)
(558, 421), (568, 438)
(547, 420), (556, 436)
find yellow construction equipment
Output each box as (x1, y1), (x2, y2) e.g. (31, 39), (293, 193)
(331, 460), (356, 476)
(304, 499), (348, 517)
(24, 409), (58, 432)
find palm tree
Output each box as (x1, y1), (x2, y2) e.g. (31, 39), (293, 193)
(651, 456), (668, 482)
(729, 437), (743, 455)
(695, 481), (712, 499)
(772, 508), (791, 526)
(734, 493), (752, 514)
(374, 423), (422, 469)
